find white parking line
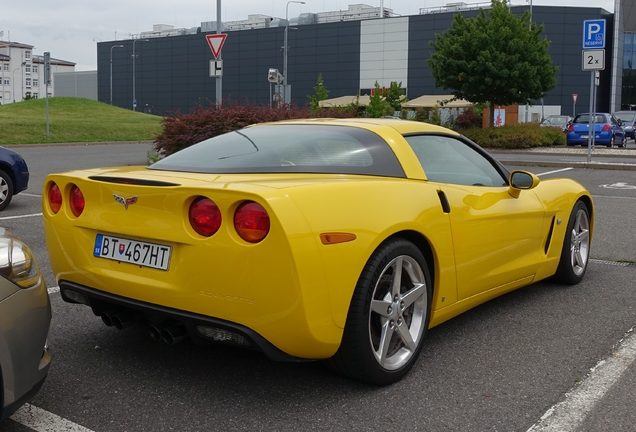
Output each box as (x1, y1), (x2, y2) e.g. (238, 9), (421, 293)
(20, 193), (43, 198)
(527, 326), (636, 431)
(47, 286), (60, 294)
(536, 168), (574, 177)
(0, 212), (43, 220)
(11, 403), (95, 432)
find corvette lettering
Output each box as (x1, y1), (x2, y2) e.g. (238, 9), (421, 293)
(113, 194), (138, 209)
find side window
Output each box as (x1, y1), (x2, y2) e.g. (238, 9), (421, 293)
(404, 135), (507, 187)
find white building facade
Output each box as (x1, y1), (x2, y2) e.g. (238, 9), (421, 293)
(0, 41), (75, 104)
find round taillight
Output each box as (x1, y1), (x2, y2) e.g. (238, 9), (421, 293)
(70, 185), (85, 217)
(189, 197), (222, 237)
(48, 183), (63, 214)
(234, 202), (270, 243)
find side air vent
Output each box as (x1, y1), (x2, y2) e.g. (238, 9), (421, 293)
(88, 176), (180, 187)
(544, 216), (555, 254)
(437, 190), (451, 214)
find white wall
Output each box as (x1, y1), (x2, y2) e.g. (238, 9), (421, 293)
(359, 17), (409, 90)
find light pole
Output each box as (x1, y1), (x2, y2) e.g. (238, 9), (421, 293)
(12, 62), (25, 103)
(132, 38), (149, 111)
(110, 44), (124, 105)
(283, 1), (305, 104)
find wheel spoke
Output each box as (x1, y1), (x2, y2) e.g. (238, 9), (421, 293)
(370, 298), (392, 318)
(574, 249), (585, 268)
(578, 229), (590, 243)
(401, 283), (426, 309)
(396, 321), (417, 351)
(375, 321), (394, 365)
(390, 257), (403, 297)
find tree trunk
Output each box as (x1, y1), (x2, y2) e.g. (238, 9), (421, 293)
(489, 102), (495, 128)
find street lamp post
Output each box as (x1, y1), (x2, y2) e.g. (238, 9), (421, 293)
(283, 1), (305, 104)
(12, 62), (25, 103)
(132, 39), (149, 111)
(110, 44), (124, 105)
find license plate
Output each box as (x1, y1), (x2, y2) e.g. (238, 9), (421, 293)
(581, 135), (589, 139)
(94, 234), (171, 270)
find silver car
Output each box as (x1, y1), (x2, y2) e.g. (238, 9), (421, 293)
(0, 229), (51, 421)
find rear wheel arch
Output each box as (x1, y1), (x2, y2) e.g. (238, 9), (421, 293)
(386, 230), (436, 298)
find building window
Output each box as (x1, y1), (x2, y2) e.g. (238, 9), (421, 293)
(32, 65), (38, 73)
(33, 93), (38, 99)
(25, 65), (31, 73)
(25, 78), (31, 87)
(2, 63), (8, 71)
(25, 51), (31, 59)
(3, 79), (8, 85)
(33, 79), (39, 87)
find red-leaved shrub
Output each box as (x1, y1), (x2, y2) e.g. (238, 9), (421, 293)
(154, 99), (357, 156)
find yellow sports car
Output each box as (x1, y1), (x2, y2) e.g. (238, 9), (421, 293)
(42, 118), (593, 385)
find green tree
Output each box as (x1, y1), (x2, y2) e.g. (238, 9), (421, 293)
(427, 0), (557, 127)
(384, 81), (408, 112)
(366, 81), (392, 118)
(307, 73), (330, 112)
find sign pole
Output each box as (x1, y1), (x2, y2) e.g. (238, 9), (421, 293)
(216, 0), (222, 107)
(587, 71), (594, 163)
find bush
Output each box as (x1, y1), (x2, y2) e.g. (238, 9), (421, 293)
(154, 100), (357, 156)
(455, 107), (482, 129)
(462, 123), (565, 149)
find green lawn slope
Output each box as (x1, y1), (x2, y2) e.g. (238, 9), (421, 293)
(0, 97), (163, 145)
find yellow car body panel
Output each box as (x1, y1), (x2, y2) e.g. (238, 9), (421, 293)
(42, 119), (593, 360)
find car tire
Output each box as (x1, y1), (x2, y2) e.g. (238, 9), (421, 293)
(324, 238), (431, 385)
(552, 201), (591, 285)
(0, 170), (14, 211)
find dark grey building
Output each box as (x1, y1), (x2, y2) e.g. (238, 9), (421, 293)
(97, 4), (628, 117)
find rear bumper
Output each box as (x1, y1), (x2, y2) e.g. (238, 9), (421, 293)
(59, 280), (312, 362)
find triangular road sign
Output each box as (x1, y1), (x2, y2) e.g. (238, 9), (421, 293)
(205, 34), (227, 59)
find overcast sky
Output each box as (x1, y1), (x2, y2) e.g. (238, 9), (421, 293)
(1, 0), (615, 71)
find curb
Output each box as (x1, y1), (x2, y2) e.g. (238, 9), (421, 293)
(498, 159), (636, 171)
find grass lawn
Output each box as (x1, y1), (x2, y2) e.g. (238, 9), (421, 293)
(0, 97), (163, 145)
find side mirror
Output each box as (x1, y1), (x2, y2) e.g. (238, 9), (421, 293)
(508, 170), (540, 198)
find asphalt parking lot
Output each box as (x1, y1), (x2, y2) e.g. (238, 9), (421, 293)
(1, 143), (635, 432)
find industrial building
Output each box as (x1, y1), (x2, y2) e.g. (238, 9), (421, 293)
(91, 1), (634, 117)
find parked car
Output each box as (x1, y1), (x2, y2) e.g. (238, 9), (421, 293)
(43, 119), (593, 385)
(566, 113), (626, 147)
(613, 110), (636, 140)
(0, 229), (51, 421)
(0, 147), (30, 211)
(540, 115), (572, 132)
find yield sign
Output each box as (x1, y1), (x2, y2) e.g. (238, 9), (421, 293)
(205, 34), (227, 59)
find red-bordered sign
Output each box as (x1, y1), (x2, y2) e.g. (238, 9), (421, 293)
(205, 34), (227, 59)
(573, 93), (578, 104)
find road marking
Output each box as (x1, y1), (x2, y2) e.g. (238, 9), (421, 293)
(600, 182), (636, 189)
(527, 326), (636, 431)
(593, 195), (636, 200)
(0, 212), (43, 220)
(536, 167), (574, 177)
(11, 403), (95, 432)
(21, 192), (43, 198)
(48, 286), (60, 294)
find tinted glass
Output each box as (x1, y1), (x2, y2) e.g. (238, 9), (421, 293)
(404, 135), (507, 187)
(573, 115), (608, 124)
(149, 125), (406, 177)
(615, 112), (636, 122)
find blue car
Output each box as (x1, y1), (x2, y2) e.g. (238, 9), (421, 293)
(0, 147), (29, 211)
(566, 113), (625, 148)
(614, 111), (636, 139)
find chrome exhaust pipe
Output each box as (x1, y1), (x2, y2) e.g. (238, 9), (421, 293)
(160, 323), (188, 345)
(148, 321), (172, 342)
(111, 311), (136, 330)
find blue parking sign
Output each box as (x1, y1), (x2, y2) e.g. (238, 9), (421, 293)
(583, 19), (606, 49)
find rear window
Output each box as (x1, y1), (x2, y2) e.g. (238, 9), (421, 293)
(573, 115), (607, 124)
(615, 112), (636, 122)
(149, 124), (405, 177)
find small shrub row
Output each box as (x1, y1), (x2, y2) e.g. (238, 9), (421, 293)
(462, 123), (566, 149)
(154, 100), (357, 156)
